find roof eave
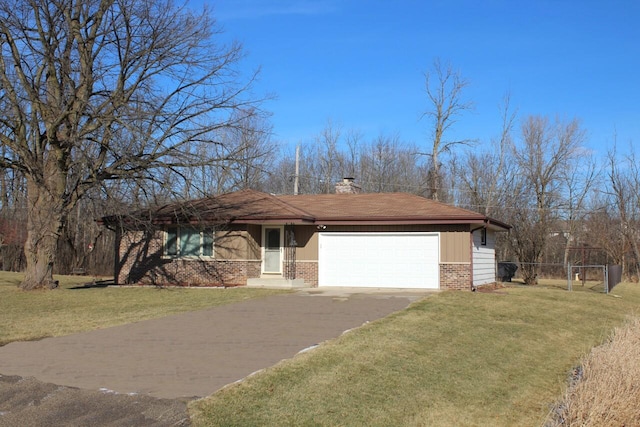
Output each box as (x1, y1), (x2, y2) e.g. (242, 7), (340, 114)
(315, 216), (490, 226)
(231, 216), (316, 225)
(485, 218), (512, 231)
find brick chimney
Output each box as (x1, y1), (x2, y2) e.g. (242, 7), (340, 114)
(335, 177), (361, 194)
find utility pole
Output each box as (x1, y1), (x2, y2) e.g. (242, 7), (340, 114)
(294, 144), (300, 195)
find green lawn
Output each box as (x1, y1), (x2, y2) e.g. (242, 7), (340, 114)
(2, 271), (637, 426)
(0, 271), (287, 346)
(191, 282), (640, 427)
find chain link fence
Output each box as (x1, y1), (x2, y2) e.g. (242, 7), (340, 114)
(498, 261), (622, 293)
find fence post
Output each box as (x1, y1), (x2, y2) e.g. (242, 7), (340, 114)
(567, 262), (572, 291)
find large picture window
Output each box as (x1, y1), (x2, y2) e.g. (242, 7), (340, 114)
(165, 227), (214, 257)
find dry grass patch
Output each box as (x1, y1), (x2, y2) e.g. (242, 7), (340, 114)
(547, 317), (640, 426)
(0, 271), (287, 346)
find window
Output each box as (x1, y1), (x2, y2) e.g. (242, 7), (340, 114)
(164, 227), (214, 257)
(480, 228), (487, 246)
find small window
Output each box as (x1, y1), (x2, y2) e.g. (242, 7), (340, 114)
(202, 232), (214, 257)
(481, 228), (487, 246)
(164, 227), (214, 257)
(166, 228), (178, 256)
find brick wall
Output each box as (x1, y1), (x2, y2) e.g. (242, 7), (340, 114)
(294, 261), (318, 287)
(116, 229), (261, 287)
(440, 263), (472, 291)
(124, 257), (261, 287)
(117, 230), (161, 285)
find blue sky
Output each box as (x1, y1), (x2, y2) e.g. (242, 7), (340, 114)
(199, 0), (639, 157)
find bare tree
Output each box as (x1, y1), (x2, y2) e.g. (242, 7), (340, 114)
(265, 127), (428, 196)
(360, 135), (401, 192)
(0, 0), (262, 289)
(314, 120), (344, 194)
(506, 116), (586, 284)
(57, 194), (115, 275)
(182, 108), (276, 195)
(421, 58), (473, 200)
(223, 111), (276, 192)
(586, 194), (628, 278)
(600, 145), (640, 279)
(287, 120), (346, 195)
(456, 93), (516, 216)
(559, 149), (599, 267)
(359, 135), (426, 194)
(342, 128), (363, 180)
(263, 153), (296, 194)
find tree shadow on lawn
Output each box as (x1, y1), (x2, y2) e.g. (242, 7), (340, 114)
(68, 279), (115, 290)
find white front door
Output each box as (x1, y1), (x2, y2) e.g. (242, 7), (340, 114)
(262, 226), (283, 274)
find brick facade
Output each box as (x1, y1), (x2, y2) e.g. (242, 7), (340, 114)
(440, 263), (472, 291)
(294, 261), (319, 287)
(132, 259), (261, 287)
(116, 230), (261, 287)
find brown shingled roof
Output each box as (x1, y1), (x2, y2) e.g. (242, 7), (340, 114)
(277, 192), (488, 224)
(173, 189), (314, 223)
(100, 189), (314, 226)
(100, 189), (510, 230)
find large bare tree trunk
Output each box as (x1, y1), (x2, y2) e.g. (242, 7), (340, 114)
(20, 160), (66, 290)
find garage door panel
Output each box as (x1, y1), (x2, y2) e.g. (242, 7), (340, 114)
(318, 232), (439, 289)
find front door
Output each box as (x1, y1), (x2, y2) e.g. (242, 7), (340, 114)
(262, 226), (283, 274)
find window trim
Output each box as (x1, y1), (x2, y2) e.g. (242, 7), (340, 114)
(163, 226), (215, 259)
(480, 228), (487, 246)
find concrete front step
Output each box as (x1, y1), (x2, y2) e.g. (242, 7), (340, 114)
(246, 277), (310, 289)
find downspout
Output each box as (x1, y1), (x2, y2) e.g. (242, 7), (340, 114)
(469, 230), (475, 291)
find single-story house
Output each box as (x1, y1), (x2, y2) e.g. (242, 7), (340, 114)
(99, 179), (510, 290)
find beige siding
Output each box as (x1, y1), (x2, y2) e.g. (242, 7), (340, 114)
(246, 225), (261, 259)
(214, 226), (261, 260)
(441, 231), (471, 263)
(295, 226), (318, 260)
(214, 230), (244, 259)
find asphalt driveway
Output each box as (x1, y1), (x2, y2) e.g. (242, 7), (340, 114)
(0, 288), (430, 425)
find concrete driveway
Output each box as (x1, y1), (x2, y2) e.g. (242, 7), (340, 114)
(0, 289), (429, 401)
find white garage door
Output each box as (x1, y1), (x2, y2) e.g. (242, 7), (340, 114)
(318, 232), (439, 289)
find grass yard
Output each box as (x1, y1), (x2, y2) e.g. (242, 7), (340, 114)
(191, 282), (640, 427)
(0, 271), (287, 346)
